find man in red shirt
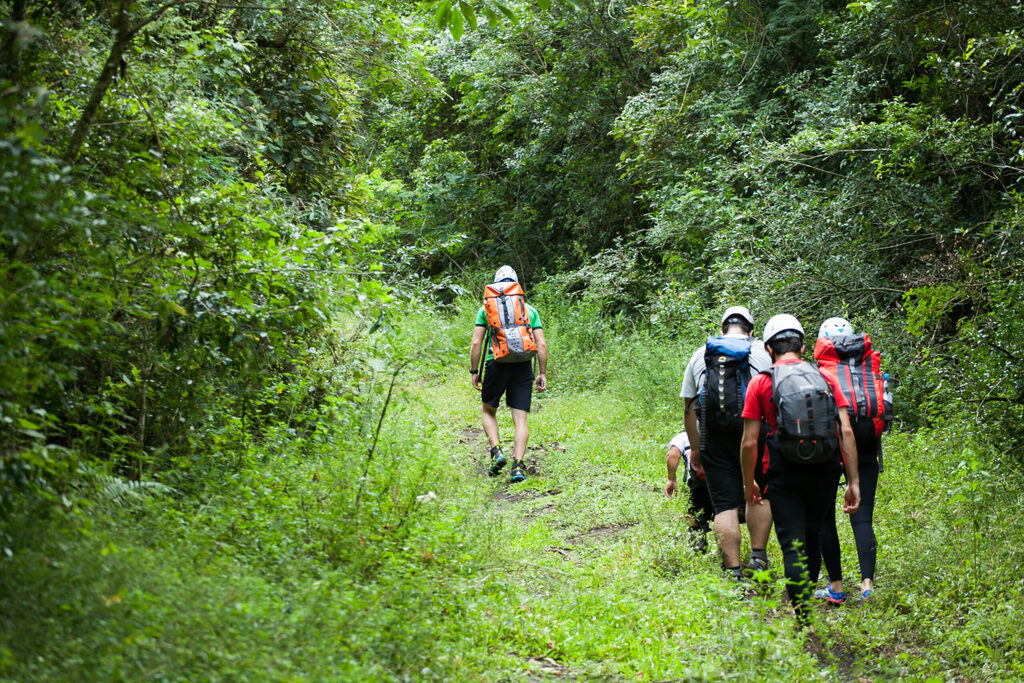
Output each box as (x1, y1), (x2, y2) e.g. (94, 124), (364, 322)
(740, 314), (860, 624)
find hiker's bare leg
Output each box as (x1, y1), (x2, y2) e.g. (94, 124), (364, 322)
(714, 508), (741, 567)
(511, 408), (529, 461)
(482, 403), (500, 448)
(746, 500), (773, 553)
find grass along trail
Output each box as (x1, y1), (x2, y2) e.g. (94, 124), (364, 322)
(405, 352), (1024, 681)
(408, 369), (844, 680)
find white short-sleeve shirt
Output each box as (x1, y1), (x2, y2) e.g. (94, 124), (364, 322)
(669, 431), (691, 469)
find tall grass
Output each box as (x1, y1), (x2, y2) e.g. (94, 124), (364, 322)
(2, 293), (1021, 680)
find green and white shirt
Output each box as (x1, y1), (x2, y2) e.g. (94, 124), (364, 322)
(475, 304), (543, 362)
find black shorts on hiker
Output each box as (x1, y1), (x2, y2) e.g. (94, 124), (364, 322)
(481, 359), (534, 411)
(687, 473), (714, 526)
(701, 428), (746, 516)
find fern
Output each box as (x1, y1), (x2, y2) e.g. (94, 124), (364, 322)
(94, 474), (176, 506)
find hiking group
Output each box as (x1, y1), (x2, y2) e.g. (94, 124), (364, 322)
(468, 266), (889, 623)
(665, 306), (890, 623)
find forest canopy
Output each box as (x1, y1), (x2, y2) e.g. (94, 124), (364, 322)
(2, 0), (1023, 523)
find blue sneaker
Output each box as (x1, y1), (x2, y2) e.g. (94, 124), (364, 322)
(510, 460), (526, 483)
(814, 586), (847, 605)
(488, 446), (507, 477)
(859, 589), (873, 603)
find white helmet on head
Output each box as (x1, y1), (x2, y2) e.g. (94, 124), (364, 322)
(494, 265), (518, 282)
(720, 305), (754, 331)
(763, 314), (805, 343)
(818, 316), (853, 340)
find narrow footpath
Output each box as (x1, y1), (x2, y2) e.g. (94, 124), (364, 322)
(409, 371), (863, 681)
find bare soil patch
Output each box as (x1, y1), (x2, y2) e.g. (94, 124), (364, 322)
(567, 522), (638, 545)
(458, 425), (484, 445)
(493, 488), (562, 504)
(511, 652), (578, 681)
(525, 502), (557, 520)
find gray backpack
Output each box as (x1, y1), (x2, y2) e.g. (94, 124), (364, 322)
(769, 362), (839, 465)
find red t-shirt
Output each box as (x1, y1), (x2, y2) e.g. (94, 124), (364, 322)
(741, 357), (850, 430)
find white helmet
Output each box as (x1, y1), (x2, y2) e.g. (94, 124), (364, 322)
(720, 305), (754, 331)
(494, 265), (518, 282)
(818, 316), (853, 340)
(763, 314), (805, 343)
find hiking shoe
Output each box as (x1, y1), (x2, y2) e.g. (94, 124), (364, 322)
(813, 585), (847, 605)
(488, 446), (507, 477)
(859, 589), (874, 604)
(687, 526), (709, 554)
(744, 556), (769, 577)
(510, 460), (526, 483)
(724, 566), (745, 582)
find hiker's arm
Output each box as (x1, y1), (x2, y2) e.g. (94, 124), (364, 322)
(533, 328), (548, 391)
(740, 418), (762, 505)
(665, 445), (681, 497)
(838, 411), (861, 513)
(470, 325), (486, 391)
(684, 399), (701, 470)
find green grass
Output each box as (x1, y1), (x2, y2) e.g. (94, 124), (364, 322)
(2, 304), (1022, 681)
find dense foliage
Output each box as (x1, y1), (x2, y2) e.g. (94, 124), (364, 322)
(1, 0), (421, 506)
(385, 0), (1024, 450)
(2, 0), (1024, 679)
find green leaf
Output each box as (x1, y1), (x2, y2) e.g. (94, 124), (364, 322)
(16, 417), (41, 430)
(459, 1), (478, 30)
(449, 5), (464, 38)
(496, 2), (517, 21)
(434, 0), (451, 28)
(536, 0), (551, 10)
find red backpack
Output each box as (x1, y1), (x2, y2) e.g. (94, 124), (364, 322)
(483, 280), (538, 363)
(813, 333), (885, 441)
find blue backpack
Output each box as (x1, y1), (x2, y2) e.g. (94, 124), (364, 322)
(699, 336), (753, 432)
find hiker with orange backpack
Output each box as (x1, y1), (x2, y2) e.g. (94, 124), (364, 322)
(681, 306), (774, 580)
(740, 314), (860, 624)
(812, 317), (889, 605)
(469, 266), (548, 483)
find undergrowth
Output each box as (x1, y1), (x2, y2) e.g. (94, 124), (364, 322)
(2, 296), (1021, 681)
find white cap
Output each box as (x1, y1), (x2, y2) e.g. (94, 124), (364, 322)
(763, 314), (805, 343)
(720, 305), (754, 330)
(818, 317), (853, 340)
(494, 265), (518, 282)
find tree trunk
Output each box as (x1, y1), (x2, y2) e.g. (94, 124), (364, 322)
(62, 0), (134, 164)
(2, 0), (28, 81)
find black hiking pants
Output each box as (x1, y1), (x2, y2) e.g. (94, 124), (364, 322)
(820, 438), (880, 583)
(767, 466), (842, 622)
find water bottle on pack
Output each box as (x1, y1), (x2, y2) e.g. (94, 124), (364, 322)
(882, 373), (894, 432)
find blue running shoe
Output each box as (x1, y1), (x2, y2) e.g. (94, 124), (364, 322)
(859, 589), (873, 603)
(510, 460), (526, 483)
(814, 586), (847, 605)
(488, 446), (507, 477)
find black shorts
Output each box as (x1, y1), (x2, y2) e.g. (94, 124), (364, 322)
(701, 428), (745, 515)
(481, 359), (534, 411)
(699, 426), (769, 515)
(687, 473), (714, 523)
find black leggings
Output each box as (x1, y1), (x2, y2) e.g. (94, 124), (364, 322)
(820, 440), (880, 583)
(768, 467), (841, 621)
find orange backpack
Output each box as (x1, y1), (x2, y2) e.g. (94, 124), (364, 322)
(483, 280), (538, 363)
(813, 333), (885, 441)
